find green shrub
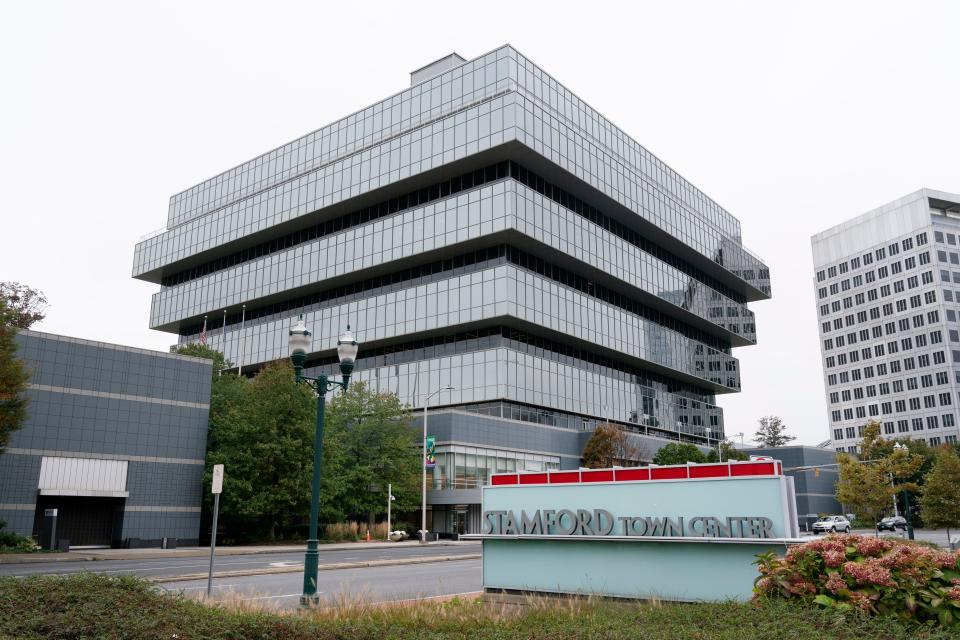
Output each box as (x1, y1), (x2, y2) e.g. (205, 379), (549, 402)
(0, 520), (37, 553)
(755, 533), (960, 625)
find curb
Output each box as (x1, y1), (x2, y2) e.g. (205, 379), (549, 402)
(0, 541), (479, 565)
(152, 554), (482, 584)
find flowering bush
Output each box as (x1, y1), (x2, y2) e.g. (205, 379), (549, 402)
(754, 534), (960, 626)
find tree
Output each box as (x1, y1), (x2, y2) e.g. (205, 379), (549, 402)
(753, 415), (796, 447)
(920, 448), (960, 546)
(324, 382), (420, 527)
(204, 359), (321, 539)
(652, 442), (706, 465)
(706, 440), (749, 462)
(581, 424), (643, 468)
(835, 453), (894, 527)
(174, 343), (233, 381)
(0, 298), (30, 455)
(0, 282), (48, 329)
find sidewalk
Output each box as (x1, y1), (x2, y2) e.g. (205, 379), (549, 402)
(0, 539), (479, 564)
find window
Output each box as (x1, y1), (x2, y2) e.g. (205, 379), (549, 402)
(934, 351), (946, 364)
(922, 374), (934, 388)
(829, 392), (839, 403)
(839, 262), (849, 274)
(944, 414), (955, 427)
(937, 371), (949, 384)
(882, 402), (892, 414)
(830, 283), (839, 294)
(889, 243), (900, 256)
(896, 300), (907, 312)
(926, 291), (937, 304)
(903, 238), (914, 251)
(881, 285), (892, 297)
(912, 418), (923, 431)
(832, 411), (842, 422)
(876, 248), (886, 260)
(936, 231), (945, 243)
(895, 399), (906, 412)
(910, 294), (922, 307)
(897, 420), (909, 433)
(891, 261), (903, 274)
(927, 416), (940, 429)
(863, 253), (873, 265)
(853, 275), (863, 287)
(833, 428), (843, 440)
(916, 232), (927, 246)
(817, 270), (826, 282)
(858, 311), (868, 322)
(888, 340), (899, 353)
(856, 407), (866, 418)
(878, 266), (889, 278)
(941, 392), (953, 406)
(904, 257), (916, 269)
(883, 421), (895, 434)
(919, 251), (930, 265)
(882, 303), (894, 316)
(917, 334), (928, 348)
(924, 395), (937, 408)
(877, 363), (887, 375)
(866, 270), (876, 283)
(906, 276), (918, 289)
(931, 330), (943, 344)
(852, 257), (862, 269)
(922, 270), (934, 284)
(822, 321), (831, 332)
(928, 310), (940, 323)
(829, 266), (838, 278)
(892, 380), (904, 392)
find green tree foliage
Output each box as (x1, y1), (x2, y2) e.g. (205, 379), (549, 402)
(920, 448), (960, 546)
(835, 443), (923, 526)
(0, 282), (47, 329)
(204, 360), (322, 539)
(835, 453), (894, 525)
(706, 440), (749, 462)
(174, 343), (232, 381)
(753, 415), (796, 447)
(652, 442), (706, 465)
(581, 424), (643, 468)
(0, 298), (30, 455)
(324, 382), (420, 526)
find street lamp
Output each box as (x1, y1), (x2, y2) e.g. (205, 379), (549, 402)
(892, 443), (915, 541)
(421, 385), (454, 543)
(289, 316), (358, 606)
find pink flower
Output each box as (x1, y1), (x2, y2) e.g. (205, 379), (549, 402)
(822, 550), (845, 568)
(825, 572), (847, 593)
(842, 559), (895, 587)
(847, 591), (873, 613)
(947, 587), (960, 602)
(855, 537), (890, 557)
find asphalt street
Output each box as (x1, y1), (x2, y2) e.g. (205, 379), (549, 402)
(162, 557), (483, 608)
(0, 544), (480, 579)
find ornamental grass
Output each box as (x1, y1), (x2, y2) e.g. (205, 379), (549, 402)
(754, 533), (960, 626)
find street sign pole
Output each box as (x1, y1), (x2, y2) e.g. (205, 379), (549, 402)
(387, 483), (392, 540)
(207, 464), (224, 598)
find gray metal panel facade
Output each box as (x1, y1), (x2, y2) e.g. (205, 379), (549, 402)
(0, 331), (212, 545)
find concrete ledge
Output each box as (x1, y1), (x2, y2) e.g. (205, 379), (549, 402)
(152, 554), (481, 583)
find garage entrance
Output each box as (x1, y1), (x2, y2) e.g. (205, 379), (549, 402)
(32, 496), (125, 547)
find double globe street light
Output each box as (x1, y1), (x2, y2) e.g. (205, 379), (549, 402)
(288, 316), (359, 606)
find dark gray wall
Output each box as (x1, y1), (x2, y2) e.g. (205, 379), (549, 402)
(0, 331), (212, 544)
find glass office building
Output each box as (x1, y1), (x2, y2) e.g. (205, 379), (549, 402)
(133, 47), (770, 533)
(812, 189), (960, 452)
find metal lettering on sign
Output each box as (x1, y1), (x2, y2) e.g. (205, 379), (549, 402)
(211, 464), (224, 494)
(482, 508), (775, 539)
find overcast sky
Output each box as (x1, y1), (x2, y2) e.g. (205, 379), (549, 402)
(2, 1), (958, 445)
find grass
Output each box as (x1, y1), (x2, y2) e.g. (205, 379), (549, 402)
(1, 573), (955, 639)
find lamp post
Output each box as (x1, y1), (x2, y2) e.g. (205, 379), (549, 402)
(421, 386), (454, 544)
(892, 443), (915, 541)
(289, 316), (358, 606)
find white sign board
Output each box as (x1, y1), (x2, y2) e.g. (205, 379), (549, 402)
(211, 464), (224, 494)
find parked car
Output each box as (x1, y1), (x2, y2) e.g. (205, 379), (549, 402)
(812, 515), (852, 534)
(876, 516), (907, 532)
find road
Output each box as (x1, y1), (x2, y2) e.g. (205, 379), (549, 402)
(162, 557), (483, 608)
(0, 543), (480, 579)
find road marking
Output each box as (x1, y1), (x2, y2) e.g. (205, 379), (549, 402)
(241, 592), (310, 601)
(175, 584), (238, 591)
